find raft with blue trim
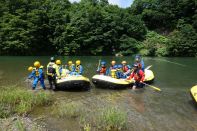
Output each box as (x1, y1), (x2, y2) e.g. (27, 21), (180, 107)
(190, 85), (197, 103)
(92, 69), (154, 89)
(56, 75), (90, 90)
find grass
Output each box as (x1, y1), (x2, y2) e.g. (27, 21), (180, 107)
(98, 107), (127, 131)
(53, 101), (82, 118)
(15, 119), (25, 131)
(0, 86), (52, 118)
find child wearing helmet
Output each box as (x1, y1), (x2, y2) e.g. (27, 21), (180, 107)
(121, 61), (131, 77)
(116, 64), (125, 79)
(67, 61), (75, 73)
(97, 61), (107, 75)
(107, 60), (117, 76)
(55, 60), (63, 79)
(127, 64), (145, 90)
(28, 61), (46, 90)
(74, 60), (83, 75)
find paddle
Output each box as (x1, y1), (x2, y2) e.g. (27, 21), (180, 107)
(142, 82), (161, 91)
(145, 65), (152, 70)
(97, 59), (101, 71)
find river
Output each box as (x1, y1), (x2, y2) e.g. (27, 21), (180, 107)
(0, 56), (197, 131)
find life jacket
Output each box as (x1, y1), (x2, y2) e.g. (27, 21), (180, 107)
(122, 65), (128, 72)
(100, 67), (107, 75)
(68, 64), (74, 72)
(35, 68), (39, 77)
(133, 69), (144, 82)
(47, 62), (56, 76)
(111, 69), (117, 78)
(75, 65), (79, 73)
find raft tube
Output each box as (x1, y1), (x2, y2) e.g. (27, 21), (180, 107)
(190, 85), (197, 103)
(144, 69), (154, 83)
(92, 75), (132, 89)
(92, 69), (154, 89)
(56, 75), (90, 90)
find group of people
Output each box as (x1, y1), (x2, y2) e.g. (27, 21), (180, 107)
(27, 55), (145, 90)
(97, 55), (145, 89)
(28, 57), (83, 90)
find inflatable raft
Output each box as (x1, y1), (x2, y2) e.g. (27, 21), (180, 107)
(92, 69), (154, 89)
(190, 85), (197, 103)
(56, 75), (90, 90)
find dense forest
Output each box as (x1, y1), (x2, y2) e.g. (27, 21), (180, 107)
(0, 0), (196, 56)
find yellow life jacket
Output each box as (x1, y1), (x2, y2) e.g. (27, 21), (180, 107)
(111, 69), (117, 78)
(75, 65), (80, 73)
(35, 68), (39, 77)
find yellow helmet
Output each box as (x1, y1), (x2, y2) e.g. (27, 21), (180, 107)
(68, 61), (73, 65)
(40, 65), (44, 69)
(76, 60), (81, 65)
(28, 66), (33, 72)
(56, 60), (61, 65)
(34, 61), (40, 68)
(111, 60), (116, 65)
(122, 61), (127, 64)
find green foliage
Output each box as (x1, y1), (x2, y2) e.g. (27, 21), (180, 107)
(53, 101), (82, 118)
(0, 0), (197, 56)
(99, 107), (127, 131)
(141, 31), (169, 56)
(168, 23), (197, 56)
(0, 86), (52, 117)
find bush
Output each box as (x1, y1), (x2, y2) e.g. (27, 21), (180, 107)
(141, 31), (169, 56)
(0, 86), (52, 117)
(99, 107), (127, 131)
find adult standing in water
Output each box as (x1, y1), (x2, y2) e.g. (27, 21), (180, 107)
(28, 61), (46, 90)
(127, 64), (145, 90)
(135, 55), (145, 72)
(75, 60), (83, 75)
(47, 57), (56, 89)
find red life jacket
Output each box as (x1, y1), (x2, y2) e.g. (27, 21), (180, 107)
(122, 65), (128, 72)
(129, 69), (145, 82)
(100, 67), (107, 75)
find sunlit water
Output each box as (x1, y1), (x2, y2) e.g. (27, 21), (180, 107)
(0, 56), (197, 131)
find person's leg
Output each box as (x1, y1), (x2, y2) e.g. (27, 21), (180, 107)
(132, 82), (137, 90)
(48, 76), (53, 89)
(40, 79), (46, 90)
(32, 77), (38, 90)
(52, 76), (57, 90)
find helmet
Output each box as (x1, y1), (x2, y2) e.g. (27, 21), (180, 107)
(113, 65), (118, 69)
(76, 60), (81, 65)
(68, 61), (73, 65)
(34, 61), (40, 68)
(122, 61), (127, 64)
(50, 57), (55, 62)
(111, 61), (116, 65)
(28, 66), (33, 72)
(101, 61), (106, 65)
(56, 60), (61, 65)
(40, 65), (44, 69)
(118, 64), (123, 68)
(135, 54), (141, 61)
(133, 64), (138, 67)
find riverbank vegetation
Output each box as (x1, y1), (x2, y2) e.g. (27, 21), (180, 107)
(0, 86), (52, 118)
(0, 0), (196, 56)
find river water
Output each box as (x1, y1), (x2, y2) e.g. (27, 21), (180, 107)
(0, 56), (197, 131)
